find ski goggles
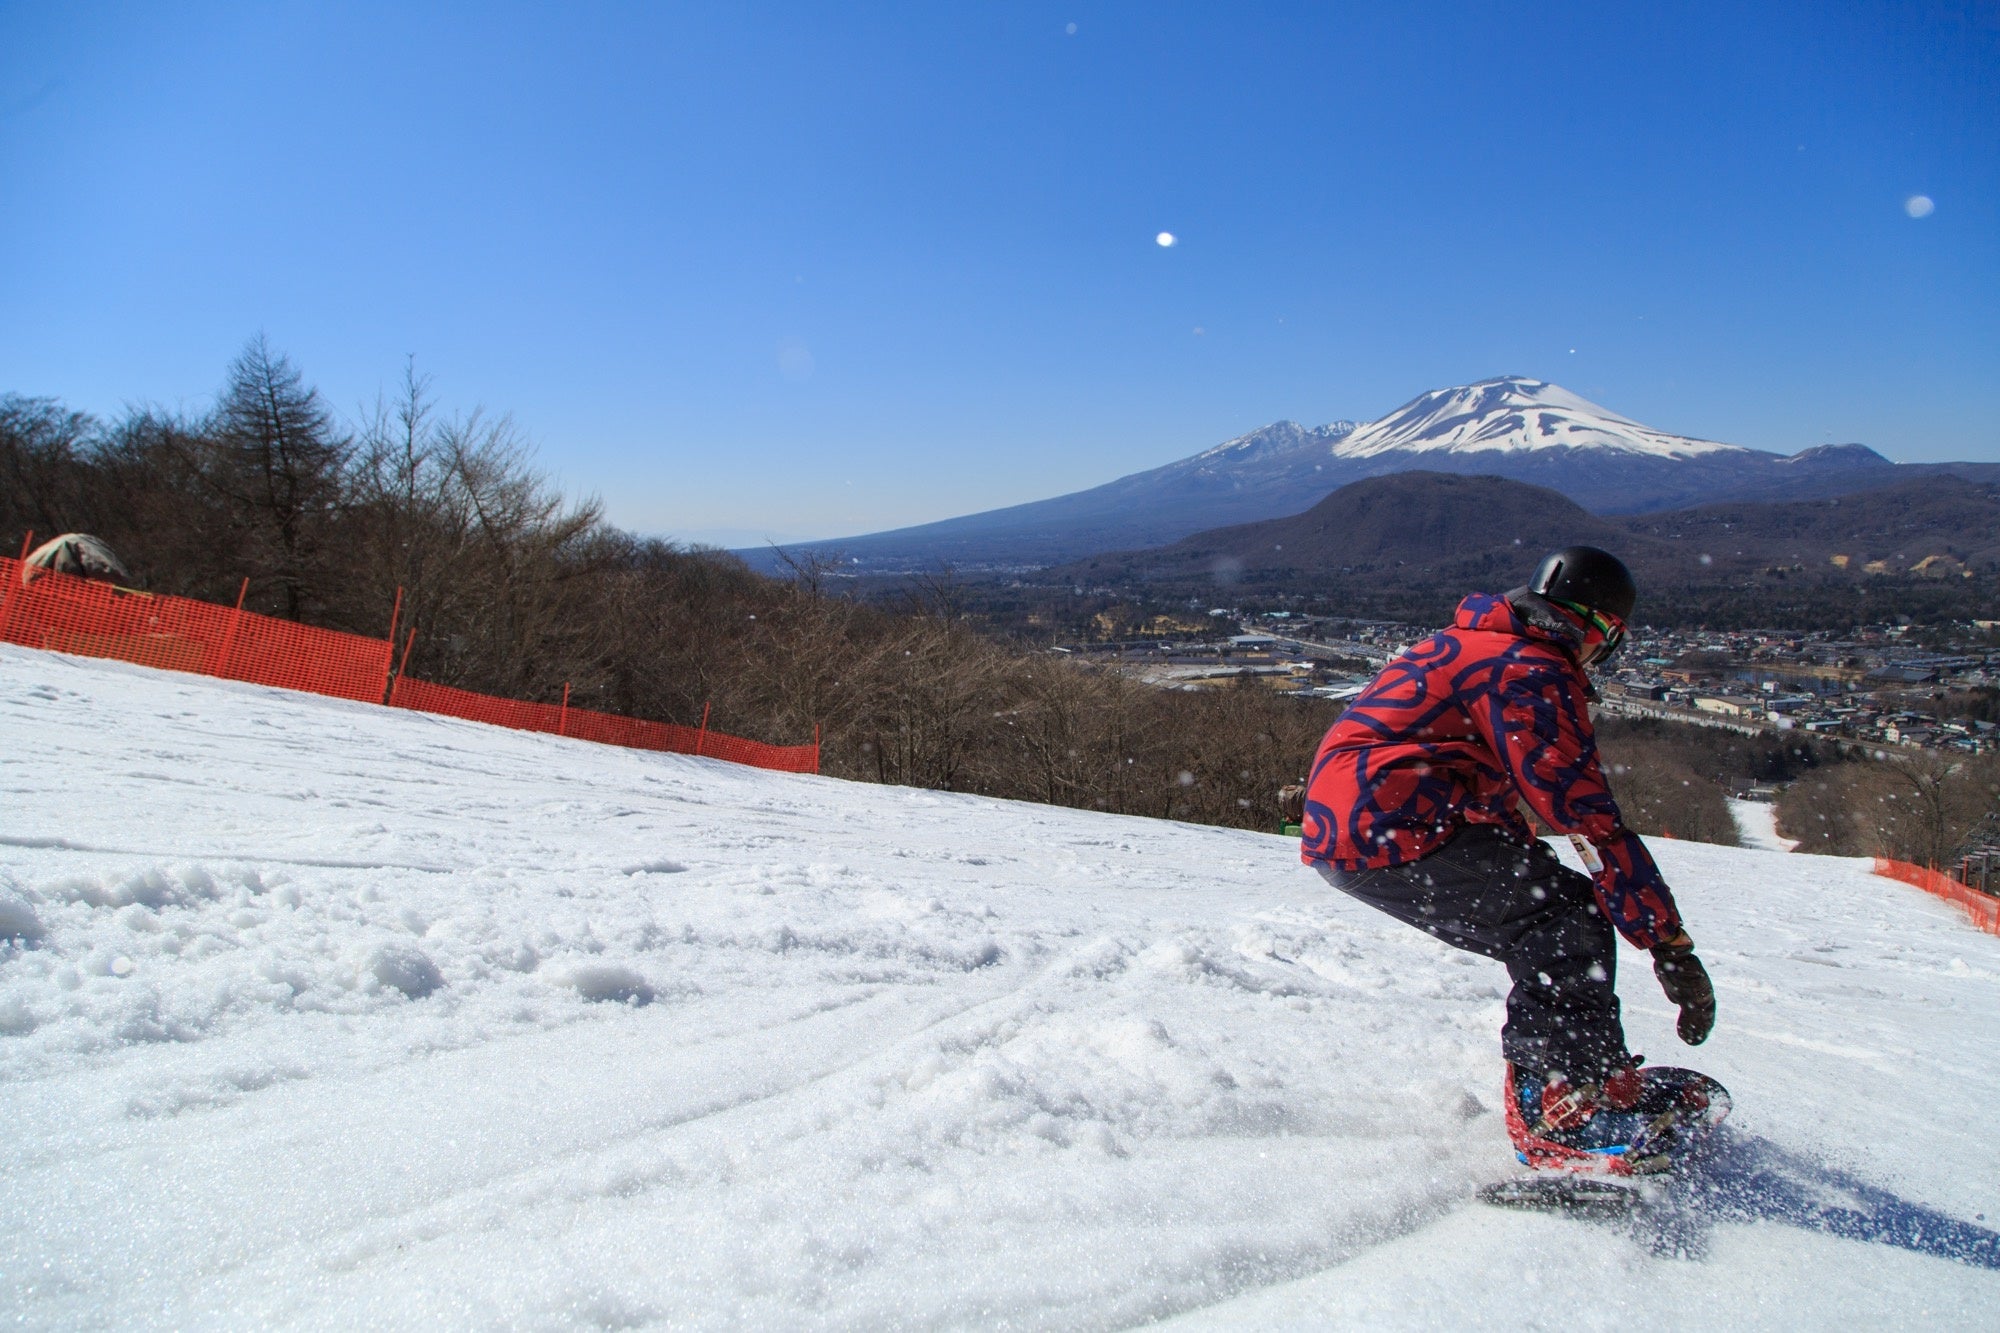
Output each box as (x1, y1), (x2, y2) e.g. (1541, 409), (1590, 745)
(1555, 600), (1626, 666)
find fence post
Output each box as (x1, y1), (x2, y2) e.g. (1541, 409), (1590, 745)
(814, 722), (822, 775)
(213, 578), (250, 678)
(389, 628), (418, 706)
(559, 682), (570, 736)
(380, 587), (403, 705)
(695, 701), (710, 757)
(0, 530), (33, 643)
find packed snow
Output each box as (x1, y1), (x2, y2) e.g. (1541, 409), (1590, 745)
(1334, 378), (1740, 460)
(2, 645), (1996, 1329)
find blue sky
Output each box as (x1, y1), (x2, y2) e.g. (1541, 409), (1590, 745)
(3, 2), (1995, 544)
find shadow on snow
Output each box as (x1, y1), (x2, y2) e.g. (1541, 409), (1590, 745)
(1631, 1128), (1999, 1270)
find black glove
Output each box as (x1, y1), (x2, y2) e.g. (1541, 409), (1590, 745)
(1652, 937), (1715, 1046)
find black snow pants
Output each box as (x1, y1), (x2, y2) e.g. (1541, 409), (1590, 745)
(1314, 825), (1629, 1082)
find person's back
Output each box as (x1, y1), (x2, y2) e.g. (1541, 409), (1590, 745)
(1302, 591), (1622, 877)
(1298, 547), (1716, 1174)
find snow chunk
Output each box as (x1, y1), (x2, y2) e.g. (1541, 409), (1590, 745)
(620, 859), (687, 876)
(0, 882), (44, 940)
(555, 962), (654, 1006)
(0, 993), (36, 1034)
(44, 863), (234, 910)
(363, 943), (444, 1000)
(126, 1059), (311, 1118)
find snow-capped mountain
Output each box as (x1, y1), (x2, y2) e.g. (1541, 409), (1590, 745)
(740, 378), (1986, 572)
(1334, 377), (1740, 460)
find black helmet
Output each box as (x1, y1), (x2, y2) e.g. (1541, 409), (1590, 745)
(1528, 546), (1636, 623)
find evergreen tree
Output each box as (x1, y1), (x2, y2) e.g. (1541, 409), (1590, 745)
(211, 336), (349, 619)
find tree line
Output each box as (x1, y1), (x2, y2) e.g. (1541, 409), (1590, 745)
(1, 341), (1332, 831)
(1776, 749), (2000, 869)
(1594, 717), (2000, 867)
(13, 340), (1989, 859)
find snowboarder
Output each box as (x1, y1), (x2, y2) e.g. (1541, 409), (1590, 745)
(1298, 546), (1716, 1170)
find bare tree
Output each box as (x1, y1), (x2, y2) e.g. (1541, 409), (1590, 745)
(1777, 751), (1999, 866)
(88, 406), (238, 598)
(867, 617), (1009, 791)
(1871, 750), (1997, 868)
(1005, 658), (1114, 806)
(0, 395), (98, 540)
(752, 549), (867, 737)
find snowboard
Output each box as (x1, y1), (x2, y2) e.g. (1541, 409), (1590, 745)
(1478, 1067), (1730, 1217)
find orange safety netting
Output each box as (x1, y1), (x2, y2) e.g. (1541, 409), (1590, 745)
(1873, 857), (2000, 937)
(1, 555), (819, 775)
(390, 675), (565, 733)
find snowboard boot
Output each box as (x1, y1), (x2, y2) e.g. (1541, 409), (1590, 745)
(1505, 1061), (1665, 1175)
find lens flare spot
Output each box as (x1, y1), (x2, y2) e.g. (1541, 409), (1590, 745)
(776, 337), (815, 382)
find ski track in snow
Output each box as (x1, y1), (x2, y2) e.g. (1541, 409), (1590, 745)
(2, 645), (1997, 1329)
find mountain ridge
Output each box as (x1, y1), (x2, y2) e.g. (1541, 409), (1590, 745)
(740, 377), (1993, 572)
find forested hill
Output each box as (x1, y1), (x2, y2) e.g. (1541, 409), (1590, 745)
(1056, 471), (2000, 627)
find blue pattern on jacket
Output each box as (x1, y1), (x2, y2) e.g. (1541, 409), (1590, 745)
(1300, 593), (1683, 949)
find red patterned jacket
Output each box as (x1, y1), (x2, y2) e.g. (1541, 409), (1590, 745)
(1300, 592), (1683, 949)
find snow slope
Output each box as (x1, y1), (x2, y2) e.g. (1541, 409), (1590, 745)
(1729, 799), (1801, 854)
(2, 645), (1996, 1330)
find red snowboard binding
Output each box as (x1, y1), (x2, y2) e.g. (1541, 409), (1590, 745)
(1504, 1062), (1729, 1175)
(1483, 1064), (1730, 1215)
